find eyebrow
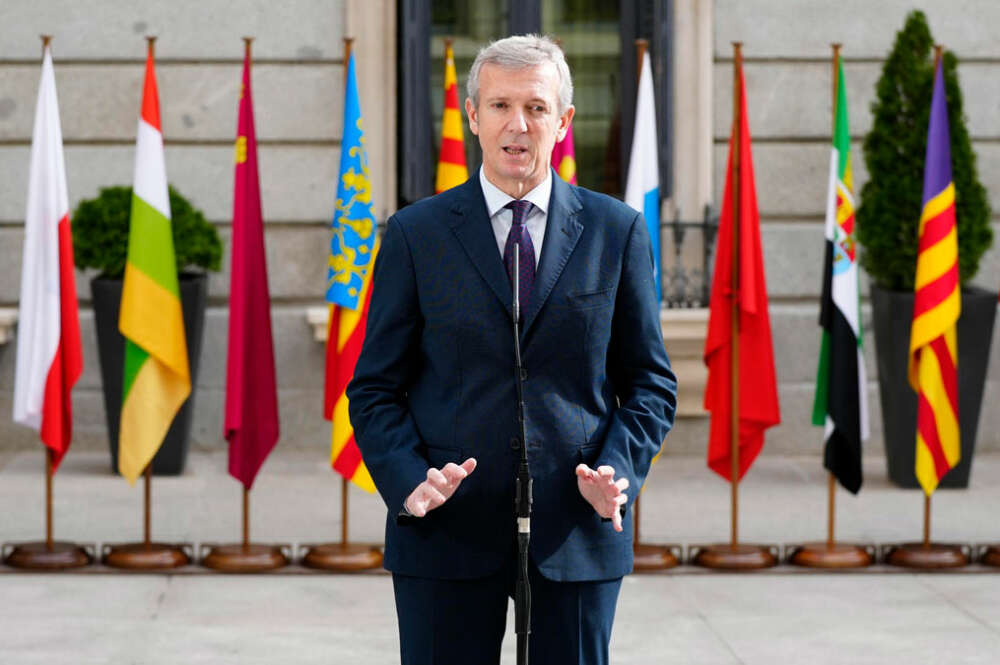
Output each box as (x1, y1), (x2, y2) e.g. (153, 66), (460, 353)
(484, 96), (550, 107)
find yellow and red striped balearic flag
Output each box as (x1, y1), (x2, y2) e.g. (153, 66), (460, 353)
(435, 41), (468, 193)
(909, 59), (960, 496)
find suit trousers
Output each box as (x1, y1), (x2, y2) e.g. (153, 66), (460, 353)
(392, 554), (623, 665)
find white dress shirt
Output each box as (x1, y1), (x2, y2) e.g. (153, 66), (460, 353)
(479, 167), (551, 266)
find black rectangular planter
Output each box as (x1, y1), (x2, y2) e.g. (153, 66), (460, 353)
(871, 284), (996, 488)
(91, 273), (207, 476)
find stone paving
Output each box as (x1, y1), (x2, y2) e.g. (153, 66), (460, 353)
(2, 448), (1000, 664)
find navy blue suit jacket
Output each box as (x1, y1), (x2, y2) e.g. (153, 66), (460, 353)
(347, 172), (677, 582)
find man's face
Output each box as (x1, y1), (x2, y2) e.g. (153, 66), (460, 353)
(466, 62), (575, 198)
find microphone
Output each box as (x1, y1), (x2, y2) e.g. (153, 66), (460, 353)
(512, 245), (532, 665)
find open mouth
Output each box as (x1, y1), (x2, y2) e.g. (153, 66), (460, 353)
(503, 146), (528, 156)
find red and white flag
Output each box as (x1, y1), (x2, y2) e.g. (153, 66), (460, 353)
(12, 44), (82, 471)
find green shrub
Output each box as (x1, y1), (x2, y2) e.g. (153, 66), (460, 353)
(856, 10), (992, 291)
(72, 186), (222, 278)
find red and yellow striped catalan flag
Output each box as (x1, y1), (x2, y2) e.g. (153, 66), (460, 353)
(324, 241), (377, 493)
(435, 40), (468, 193)
(909, 59), (960, 496)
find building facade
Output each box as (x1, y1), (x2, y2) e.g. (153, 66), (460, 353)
(1, 0), (1000, 464)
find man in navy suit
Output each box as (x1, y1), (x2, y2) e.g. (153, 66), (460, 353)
(347, 34), (676, 664)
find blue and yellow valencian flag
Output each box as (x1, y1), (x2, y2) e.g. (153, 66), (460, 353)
(323, 50), (377, 492)
(327, 52), (376, 310)
(909, 58), (960, 496)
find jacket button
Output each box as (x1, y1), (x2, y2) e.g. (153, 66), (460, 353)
(520, 368), (528, 381)
(510, 437), (521, 450)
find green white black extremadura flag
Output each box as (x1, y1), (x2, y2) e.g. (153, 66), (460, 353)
(812, 58), (869, 494)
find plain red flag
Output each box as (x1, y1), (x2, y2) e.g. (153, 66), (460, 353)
(224, 46), (280, 488)
(703, 63), (780, 482)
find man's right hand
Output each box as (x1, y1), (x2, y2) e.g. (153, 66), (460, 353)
(404, 458), (477, 517)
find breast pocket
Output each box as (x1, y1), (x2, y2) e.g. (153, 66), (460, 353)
(567, 287), (615, 310)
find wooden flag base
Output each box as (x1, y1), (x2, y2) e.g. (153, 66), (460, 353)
(979, 545), (1000, 567)
(301, 543), (383, 571)
(200, 544), (290, 572)
(692, 543), (778, 570)
(3, 541), (93, 570)
(884, 542), (969, 569)
(788, 542), (873, 569)
(633, 543), (681, 571)
(102, 542), (190, 570)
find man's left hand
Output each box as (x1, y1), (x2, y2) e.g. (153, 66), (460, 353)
(575, 464), (629, 532)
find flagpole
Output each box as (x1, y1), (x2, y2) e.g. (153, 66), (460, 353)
(826, 43), (842, 551)
(144, 464), (152, 547)
(242, 35), (253, 556)
(340, 34), (355, 553)
(728, 42), (742, 552)
(3, 34), (91, 570)
(922, 44), (942, 555)
(633, 37), (647, 552)
(789, 43), (874, 569)
(301, 37), (382, 572)
(46, 449), (54, 550)
(243, 488), (250, 549)
(693, 43), (775, 570)
(885, 44), (966, 569)
(341, 477), (350, 545)
(200, 36), (288, 572)
(101, 36), (191, 570)
(627, 38), (678, 570)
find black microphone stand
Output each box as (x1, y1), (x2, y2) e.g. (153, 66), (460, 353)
(512, 249), (532, 665)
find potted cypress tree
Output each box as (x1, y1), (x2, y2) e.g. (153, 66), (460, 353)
(857, 11), (994, 488)
(72, 186), (222, 474)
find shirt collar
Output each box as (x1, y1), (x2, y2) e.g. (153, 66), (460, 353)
(479, 167), (552, 218)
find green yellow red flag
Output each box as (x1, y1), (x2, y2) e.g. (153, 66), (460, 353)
(118, 41), (190, 483)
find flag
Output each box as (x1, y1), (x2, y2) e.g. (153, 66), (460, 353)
(324, 51), (377, 492)
(909, 59), (960, 496)
(324, 243), (377, 493)
(624, 50), (661, 301)
(551, 119), (577, 184)
(435, 41), (468, 193)
(118, 42), (190, 483)
(811, 58), (869, 494)
(12, 43), (82, 472)
(224, 46), (280, 489)
(703, 61), (780, 482)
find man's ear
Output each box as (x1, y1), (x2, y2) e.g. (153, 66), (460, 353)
(465, 97), (479, 135)
(556, 105), (575, 142)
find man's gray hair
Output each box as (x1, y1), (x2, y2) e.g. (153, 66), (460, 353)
(466, 34), (573, 113)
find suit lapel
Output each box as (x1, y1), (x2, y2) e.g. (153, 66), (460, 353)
(522, 174), (583, 336)
(448, 178), (513, 318)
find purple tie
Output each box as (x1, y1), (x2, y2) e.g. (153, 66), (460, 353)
(503, 200), (535, 311)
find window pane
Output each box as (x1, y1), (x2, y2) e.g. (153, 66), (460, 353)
(431, 2), (509, 177)
(543, 0), (621, 194)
